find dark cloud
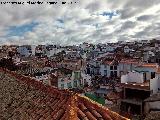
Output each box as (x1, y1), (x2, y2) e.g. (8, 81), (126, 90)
(85, 1), (101, 13)
(124, 0), (160, 8)
(137, 15), (154, 21)
(119, 8), (141, 19)
(114, 21), (136, 34)
(121, 21), (136, 29)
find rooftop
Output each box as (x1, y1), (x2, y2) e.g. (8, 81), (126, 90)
(0, 68), (128, 120)
(121, 82), (150, 91)
(119, 59), (140, 64)
(137, 63), (158, 68)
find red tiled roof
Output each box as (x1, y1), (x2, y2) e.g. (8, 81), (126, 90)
(0, 68), (129, 120)
(103, 60), (113, 65)
(138, 63), (158, 68)
(119, 59), (140, 64)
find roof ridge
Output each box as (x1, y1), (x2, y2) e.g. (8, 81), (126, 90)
(77, 95), (129, 120)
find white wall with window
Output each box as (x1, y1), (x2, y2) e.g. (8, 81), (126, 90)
(58, 71), (92, 89)
(17, 46), (31, 57)
(100, 64), (119, 77)
(121, 71), (144, 83)
(81, 73), (91, 86)
(150, 75), (160, 94)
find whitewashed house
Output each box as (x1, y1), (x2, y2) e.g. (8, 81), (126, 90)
(81, 72), (92, 86)
(46, 48), (64, 57)
(31, 45), (36, 56)
(58, 70), (92, 89)
(105, 45), (116, 52)
(118, 59), (140, 76)
(121, 63), (160, 94)
(100, 59), (119, 77)
(17, 46), (32, 57)
(120, 64), (160, 115)
(123, 46), (134, 53)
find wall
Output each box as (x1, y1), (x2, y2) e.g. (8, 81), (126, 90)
(100, 65), (108, 76)
(58, 71), (92, 89)
(134, 67), (155, 73)
(58, 71), (80, 89)
(144, 101), (160, 114)
(134, 67), (157, 81)
(100, 64), (119, 77)
(81, 73), (91, 86)
(150, 76), (160, 94)
(31, 45), (36, 55)
(121, 71), (144, 83)
(17, 47), (30, 57)
(121, 74), (128, 83)
(119, 63), (135, 76)
(46, 48), (64, 57)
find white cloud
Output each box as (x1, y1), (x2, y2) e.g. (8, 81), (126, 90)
(0, 0), (160, 45)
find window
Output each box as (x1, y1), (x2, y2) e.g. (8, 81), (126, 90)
(74, 72), (81, 80)
(110, 71), (114, 77)
(104, 70), (107, 76)
(73, 81), (77, 87)
(151, 72), (155, 79)
(110, 66), (113, 70)
(114, 71), (117, 77)
(114, 66), (117, 70)
(143, 73), (147, 82)
(110, 71), (117, 77)
(67, 82), (72, 88)
(61, 84), (64, 89)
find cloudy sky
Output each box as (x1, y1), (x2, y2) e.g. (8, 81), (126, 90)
(0, 0), (160, 45)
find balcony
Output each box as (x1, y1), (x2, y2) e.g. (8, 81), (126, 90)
(121, 82), (150, 91)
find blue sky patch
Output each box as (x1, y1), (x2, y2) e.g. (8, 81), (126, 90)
(54, 19), (65, 29)
(7, 22), (38, 37)
(57, 19), (64, 23)
(100, 10), (119, 19)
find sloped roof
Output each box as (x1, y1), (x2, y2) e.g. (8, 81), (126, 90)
(119, 59), (140, 64)
(0, 68), (129, 120)
(137, 63), (158, 68)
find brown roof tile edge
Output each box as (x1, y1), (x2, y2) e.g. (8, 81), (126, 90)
(78, 95), (130, 120)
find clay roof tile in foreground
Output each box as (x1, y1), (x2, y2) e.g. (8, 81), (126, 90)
(0, 68), (129, 120)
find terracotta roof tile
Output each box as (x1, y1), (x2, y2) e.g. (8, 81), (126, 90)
(120, 59), (140, 64)
(138, 63), (158, 68)
(77, 108), (87, 119)
(0, 68), (129, 120)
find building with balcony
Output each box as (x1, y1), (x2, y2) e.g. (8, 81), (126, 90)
(120, 64), (160, 116)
